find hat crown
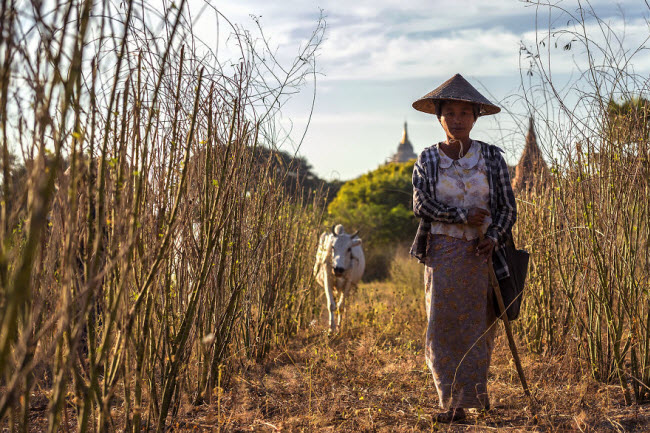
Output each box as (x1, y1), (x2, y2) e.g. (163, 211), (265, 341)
(412, 73), (500, 116)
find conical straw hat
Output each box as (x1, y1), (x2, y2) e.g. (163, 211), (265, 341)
(412, 73), (501, 116)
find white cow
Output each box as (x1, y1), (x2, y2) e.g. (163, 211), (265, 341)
(313, 224), (365, 333)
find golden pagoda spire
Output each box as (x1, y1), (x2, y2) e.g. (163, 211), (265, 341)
(401, 121), (409, 144)
(390, 121), (417, 163)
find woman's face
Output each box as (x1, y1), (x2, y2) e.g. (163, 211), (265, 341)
(438, 100), (476, 143)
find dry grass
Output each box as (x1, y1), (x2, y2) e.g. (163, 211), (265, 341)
(10, 263), (650, 432)
(153, 281), (650, 432)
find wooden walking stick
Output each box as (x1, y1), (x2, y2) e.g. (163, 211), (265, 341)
(481, 234), (534, 403)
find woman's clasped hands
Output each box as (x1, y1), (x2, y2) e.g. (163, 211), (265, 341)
(467, 207), (494, 257)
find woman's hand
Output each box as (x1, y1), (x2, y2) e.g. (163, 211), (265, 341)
(476, 237), (495, 257)
(467, 207), (490, 226)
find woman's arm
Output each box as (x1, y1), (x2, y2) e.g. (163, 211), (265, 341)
(412, 156), (469, 224)
(485, 150), (517, 245)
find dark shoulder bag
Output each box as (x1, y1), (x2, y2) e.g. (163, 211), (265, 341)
(493, 235), (529, 321)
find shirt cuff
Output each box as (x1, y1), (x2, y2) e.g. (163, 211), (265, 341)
(457, 208), (468, 224)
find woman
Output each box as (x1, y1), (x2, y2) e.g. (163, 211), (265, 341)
(410, 74), (517, 423)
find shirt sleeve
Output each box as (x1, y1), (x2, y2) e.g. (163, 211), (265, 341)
(412, 153), (469, 224)
(485, 149), (517, 245)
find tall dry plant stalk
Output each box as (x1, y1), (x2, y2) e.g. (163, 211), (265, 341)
(513, 0), (650, 404)
(0, 1), (326, 431)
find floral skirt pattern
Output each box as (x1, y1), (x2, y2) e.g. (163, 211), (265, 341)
(424, 234), (497, 409)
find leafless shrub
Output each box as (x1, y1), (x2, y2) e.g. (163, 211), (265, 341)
(0, 1), (326, 430)
(513, 0), (650, 404)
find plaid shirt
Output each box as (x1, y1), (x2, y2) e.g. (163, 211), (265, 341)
(410, 140), (517, 279)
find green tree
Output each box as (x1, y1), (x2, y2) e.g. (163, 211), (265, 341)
(327, 160), (418, 279)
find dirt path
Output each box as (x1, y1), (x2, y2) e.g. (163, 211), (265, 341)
(182, 283), (650, 432)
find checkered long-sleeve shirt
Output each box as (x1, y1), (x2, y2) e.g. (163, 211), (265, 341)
(410, 140), (517, 279)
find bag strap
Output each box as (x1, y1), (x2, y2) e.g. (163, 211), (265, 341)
(503, 229), (517, 250)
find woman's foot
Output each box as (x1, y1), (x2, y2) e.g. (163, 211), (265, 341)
(434, 408), (466, 423)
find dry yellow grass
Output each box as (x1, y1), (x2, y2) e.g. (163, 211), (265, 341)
(179, 281), (650, 432)
(14, 281), (650, 431)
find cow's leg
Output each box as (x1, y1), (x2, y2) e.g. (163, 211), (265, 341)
(336, 281), (352, 329)
(323, 281), (337, 333)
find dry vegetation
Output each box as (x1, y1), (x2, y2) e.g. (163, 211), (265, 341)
(0, 1), (326, 431)
(2, 0), (650, 432)
(13, 254), (650, 431)
(512, 0), (650, 406)
(144, 254), (650, 432)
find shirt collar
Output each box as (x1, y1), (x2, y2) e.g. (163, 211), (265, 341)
(437, 140), (480, 169)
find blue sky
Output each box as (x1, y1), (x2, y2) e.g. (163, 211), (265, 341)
(192, 0), (650, 180)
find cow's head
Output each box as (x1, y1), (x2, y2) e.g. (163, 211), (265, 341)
(330, 224), (361, 277)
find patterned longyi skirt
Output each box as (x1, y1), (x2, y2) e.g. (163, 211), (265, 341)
(424, 234), (497, 409)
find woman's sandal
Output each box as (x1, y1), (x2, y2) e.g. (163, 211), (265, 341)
(434, 408), (466, 423)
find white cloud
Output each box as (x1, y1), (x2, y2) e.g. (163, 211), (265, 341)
(517, 17), (650, 77)
(319, 27), (523, 81)
(183, 0), (650, 179)
(190, 1), (650, 82)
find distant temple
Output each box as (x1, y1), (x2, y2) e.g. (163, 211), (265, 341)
(388, 122), (417, 163)
(385, 119), (549, 193)
(512, 117), (550, 192)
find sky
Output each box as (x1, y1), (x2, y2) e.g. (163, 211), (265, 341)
(190, 0), (650, 181)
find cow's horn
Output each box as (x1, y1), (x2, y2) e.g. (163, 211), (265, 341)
(331, 224), (337, 236)
(351, 230), (359, 238)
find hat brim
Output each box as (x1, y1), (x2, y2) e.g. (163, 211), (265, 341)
(412, 74), (501, 116)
